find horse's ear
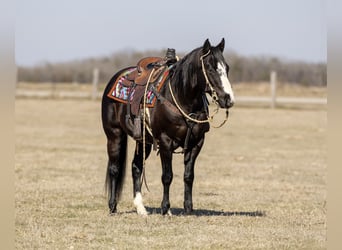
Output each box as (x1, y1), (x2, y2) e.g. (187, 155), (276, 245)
(216, 38), (225, 52)
(202, 39), (211, 55)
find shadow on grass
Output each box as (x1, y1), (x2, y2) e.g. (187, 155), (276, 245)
(145, 207), (266, 217)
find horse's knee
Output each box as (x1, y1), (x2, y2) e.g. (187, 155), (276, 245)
(162, 173), (173, 185)
(132, 164), (141, 179)
(108, 164), (119, 177)
(184, 172), (194, 184)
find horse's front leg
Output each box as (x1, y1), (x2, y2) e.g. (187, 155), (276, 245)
(183, 137), (205, 214)
(159, 137), (173, 215)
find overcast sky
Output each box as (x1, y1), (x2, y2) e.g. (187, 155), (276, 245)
(15, 0), (326, 66)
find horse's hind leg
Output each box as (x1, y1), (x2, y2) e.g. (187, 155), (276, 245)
(105, 129), (128, 214)
(132, 142), (152, 215)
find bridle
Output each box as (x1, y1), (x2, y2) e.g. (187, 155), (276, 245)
(168, 49), (229, 128)
(200, 50), (219, 104)
(140, 50), (229, 190)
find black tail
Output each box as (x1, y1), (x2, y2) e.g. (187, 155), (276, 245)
(105, 133), (128, 201)
(102, 68), (132, 205)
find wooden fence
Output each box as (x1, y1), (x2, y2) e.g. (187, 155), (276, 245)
(16, 69), (327, 108)
(236, 71), (327, 108)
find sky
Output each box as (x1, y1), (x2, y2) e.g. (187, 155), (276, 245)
(15, 0), (326, 66)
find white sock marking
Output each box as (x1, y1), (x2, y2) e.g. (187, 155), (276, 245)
(134, 192), (148, 216)
(217, 62), (235, 103)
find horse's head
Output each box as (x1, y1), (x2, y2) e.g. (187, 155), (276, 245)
(200, 38), (235, 109)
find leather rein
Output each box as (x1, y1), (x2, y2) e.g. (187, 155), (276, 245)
(168, 50), (229, 128)
(139, 52), (229, 190)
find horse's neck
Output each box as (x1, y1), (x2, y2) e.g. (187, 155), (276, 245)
(171, 62), (206, 113)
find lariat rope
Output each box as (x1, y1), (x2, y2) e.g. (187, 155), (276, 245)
(139, 50), (230, 191)
(140, 68), (155, 192)
(168, 81), (229, 128)
(168, 49), (229, 128)
(168, 81), (210, 124)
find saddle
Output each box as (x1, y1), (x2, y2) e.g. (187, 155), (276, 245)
(107, 49), (177, 140)
(126, 57), (167, 85)
(120, 57), (167, 116)
(126, 57), (170, 140)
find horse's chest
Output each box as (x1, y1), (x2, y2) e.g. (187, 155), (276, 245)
(150, 104), (209, 146)
(167, 121), (209, 147)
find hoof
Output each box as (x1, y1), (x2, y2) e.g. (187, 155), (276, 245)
(161, 200), (170, 215)
(109, 206), (117, 215)
(161, 206), (172, 216)
(184, 201), (193, 215)
(161, 209), (172, 216)
(108, 208), (117, 216)
(184, 209), (193, 215)
(136, 206), (149, 216)
(134, 192), (148, 216)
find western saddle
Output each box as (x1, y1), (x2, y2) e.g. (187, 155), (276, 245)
(125, 48), (177, 140)
(126, 57), (166, 84)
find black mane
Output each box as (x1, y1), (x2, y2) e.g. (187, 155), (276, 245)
(170, 47), (205, 100)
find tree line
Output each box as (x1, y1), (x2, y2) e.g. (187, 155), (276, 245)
(18, 49), (326, 86)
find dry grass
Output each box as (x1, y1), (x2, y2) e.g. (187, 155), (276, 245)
(15, 98), (326, 249)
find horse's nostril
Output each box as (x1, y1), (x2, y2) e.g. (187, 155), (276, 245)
(226, 97), (234, 108)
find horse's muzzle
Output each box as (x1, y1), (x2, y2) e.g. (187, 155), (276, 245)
(218, 94), (234, 109)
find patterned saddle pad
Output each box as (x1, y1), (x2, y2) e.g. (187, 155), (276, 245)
(106, 66), (170, 108)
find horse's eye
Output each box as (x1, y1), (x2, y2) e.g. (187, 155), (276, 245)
(206, 64), (214, 73)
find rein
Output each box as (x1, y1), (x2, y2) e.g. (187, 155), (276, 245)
(168, 50), (229, 128)
(140, 68), (156, 192)
(139, 50), (230, 191)
(200, 50), (219, 103)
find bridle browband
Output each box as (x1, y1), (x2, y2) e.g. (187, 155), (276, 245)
(168, 49), (229, 128)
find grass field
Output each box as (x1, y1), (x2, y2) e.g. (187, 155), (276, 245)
(15, 98), (326, 249)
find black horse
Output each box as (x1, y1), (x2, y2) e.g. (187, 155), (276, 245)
(101, 38), (235, 215)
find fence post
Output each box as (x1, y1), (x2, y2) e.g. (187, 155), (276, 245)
(51, 82), (57, 99)
(92, 68), (99, 100)
(270, 71), (277, 109)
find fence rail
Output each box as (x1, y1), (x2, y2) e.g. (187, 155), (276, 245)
(15, 89), (327, 107)
(15, 70), (327, 108)
(237, 96), (327, 105)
